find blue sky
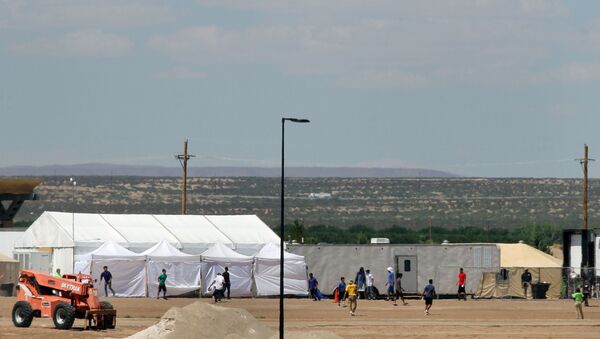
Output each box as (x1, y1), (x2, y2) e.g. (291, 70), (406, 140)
(1, 0), (600, 177)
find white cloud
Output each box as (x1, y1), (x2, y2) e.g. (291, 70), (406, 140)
(158, 66), (207, 80)
(10, 30), (131, 57)
(200, 0), (568, 21)
(0, 0), (173, 29)
(148, 16), (561, 87)
(337, 69), (432, 89)
(143, 1), (584, 88)
(555, 62), (600, 82)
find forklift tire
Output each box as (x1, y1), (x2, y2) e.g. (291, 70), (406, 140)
(12, 301), (34, 327)
(100, 301), (115, 329)
(53, 302), (76, 330)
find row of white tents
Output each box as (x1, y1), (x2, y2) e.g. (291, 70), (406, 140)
(73, 240), (308, 298)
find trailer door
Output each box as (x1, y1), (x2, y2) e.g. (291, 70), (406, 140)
(396, 255), (417, 293)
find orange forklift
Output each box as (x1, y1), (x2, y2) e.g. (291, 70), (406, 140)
(12, 269), (116, 330)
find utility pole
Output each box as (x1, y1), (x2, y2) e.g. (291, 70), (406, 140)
(578, 144), (594, 230)
(176, 140), (195, 214)
(577, 144), (594, 269)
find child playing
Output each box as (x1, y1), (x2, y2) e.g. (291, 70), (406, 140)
(573, 287), (584, 319)
(345, 279), (358, 316)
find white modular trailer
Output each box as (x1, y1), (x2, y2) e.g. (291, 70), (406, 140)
(561, 229), (600, 275)
(287, 243), (500, 295)
(13, 211), (279, 274)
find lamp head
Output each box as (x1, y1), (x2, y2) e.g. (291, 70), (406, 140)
(283, 118), (310, 123)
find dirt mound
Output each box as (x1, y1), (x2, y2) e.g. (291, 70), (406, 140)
(128, 301), (340, 339)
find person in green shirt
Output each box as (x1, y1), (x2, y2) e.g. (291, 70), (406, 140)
(572, 287), (584, 319)
(53, 268), (61, 278)
(157, 269), (168, 300)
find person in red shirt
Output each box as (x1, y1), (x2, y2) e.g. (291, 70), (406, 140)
(457, 268), (467, 301)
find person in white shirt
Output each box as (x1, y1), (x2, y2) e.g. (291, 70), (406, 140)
(208, 272), (226, 303)
(366, 269), (375, 300)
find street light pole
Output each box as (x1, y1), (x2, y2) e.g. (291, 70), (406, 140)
(280, 117), (309, 339)
(70, 178), (77, 273)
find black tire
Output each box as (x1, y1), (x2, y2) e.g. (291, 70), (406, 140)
(53, 302), (76, 330)
(100, 301), (115, 329)
(12, 301), (34, 328)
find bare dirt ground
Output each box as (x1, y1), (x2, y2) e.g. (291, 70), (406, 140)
(2, 296), (600, 338)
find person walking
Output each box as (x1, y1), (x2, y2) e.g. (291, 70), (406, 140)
(457, 268), (467, 301)
(337, 277), (347, 307)
(223, 266), (231, 299)
(208, 272), (225, 303)
(396, 273), (408, 306)
(355, 267), (366, 299)
(308, 273), (320, 301)
(582, 276), (591, 307)
(345, 279), (358, 316)
(100, 266), (116, 297)
(422, 279), (437, 315)
(573, 287), (585, 319)
(157, 268), (168, 300)
(366, 269), (375, 300)
(385, 267), (396, 305)
(521, 269), (532, 298)
(53, 268), (61, 278)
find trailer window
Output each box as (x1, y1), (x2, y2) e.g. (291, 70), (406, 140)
(404, 260), (411, 272)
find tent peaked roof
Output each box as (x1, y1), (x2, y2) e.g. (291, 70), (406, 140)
(255, 243), (304, 260)
(141, 240), (198, 258)
(201, 242), (251, 260)
(16, 211), (278, 250)
(75, 240), (144, 261)
(498, 243), (562, 268)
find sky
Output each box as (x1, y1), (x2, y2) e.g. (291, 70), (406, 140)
(1, 0), (600, 178)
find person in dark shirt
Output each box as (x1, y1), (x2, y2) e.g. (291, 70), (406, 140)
(422, 279), (436, 315)
(308, 273), (320, 301)
(337, 277), (347, 307)
(521, 269), (532, 299)
(157, 268), (168, 300)
(355, 267), (366, 299)
(222, 267), (231, 299)
(100, 266), (115, 297)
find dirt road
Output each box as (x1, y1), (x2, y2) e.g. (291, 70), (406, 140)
(1, 296), (600, 338)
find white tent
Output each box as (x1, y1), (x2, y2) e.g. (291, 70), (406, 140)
(200, 243), (253, 297)
(204, 215), (280, 255)
(141, 240), (202, 297)
(253, 243), (308, 296)
(74, 240), (146, 297)
(14, 212), (279, 274)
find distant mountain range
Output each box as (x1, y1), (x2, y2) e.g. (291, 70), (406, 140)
(0, 163), (457, 178)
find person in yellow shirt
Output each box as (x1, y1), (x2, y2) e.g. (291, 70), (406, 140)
(345, 279), (358, 316)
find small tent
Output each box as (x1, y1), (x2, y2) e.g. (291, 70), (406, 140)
(141, 240), (201, 297)
(253, 243), (308, 296)
(74, 240), (146, 297)
(475, 243), (563, 299)
(200, 243), (253, 297)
